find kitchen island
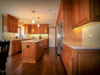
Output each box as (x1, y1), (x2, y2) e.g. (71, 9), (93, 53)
(22, 39), (44, 63)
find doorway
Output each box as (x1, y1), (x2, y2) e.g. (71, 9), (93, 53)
(49, 28), (55, 47)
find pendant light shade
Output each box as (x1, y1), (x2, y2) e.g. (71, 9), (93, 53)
(37, 16), (40, 27)
(32, 20), (35, 24)
(32, 11), (35, 24)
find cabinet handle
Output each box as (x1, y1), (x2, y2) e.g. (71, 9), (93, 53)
(26, 45), (30, 48)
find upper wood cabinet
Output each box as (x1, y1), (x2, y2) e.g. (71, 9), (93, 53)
(79, 0), (90, 25)
(40, 24), (48, 34)
(56, 0), (63, 25)
(44, 24), (48, 34)
(2, 14), (18, 33)
(35, 25), (41, 34)
(31, 25), (36, 34)
(24, 24), (48, 34)
(24, 25), (28, 34)
(24, 24), (36, 34)
(72, 0), (100, 28)
(72, 0), (79, 27)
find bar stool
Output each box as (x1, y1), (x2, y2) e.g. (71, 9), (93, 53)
(0, 40), (10, 75)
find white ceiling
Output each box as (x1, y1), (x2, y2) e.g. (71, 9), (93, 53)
(0, 0), (60, 27)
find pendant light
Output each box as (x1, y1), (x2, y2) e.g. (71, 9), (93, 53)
(32, 11), (35, 24)
(37, 16), (40, 27)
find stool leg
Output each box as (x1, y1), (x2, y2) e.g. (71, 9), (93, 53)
(2, 62), (6, 71)
(0, 71), (6, 75)
(0, 69), (6, 75)
(0, 71), (2, 75)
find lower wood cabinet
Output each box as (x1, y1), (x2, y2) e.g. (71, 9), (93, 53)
(10, 40), (20, 56)
(61, 44), (100, 75)
(43, 39), (48, 48)
(22, 40), (44, 63)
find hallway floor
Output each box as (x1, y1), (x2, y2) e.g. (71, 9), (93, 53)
(6, 48), (67, 75)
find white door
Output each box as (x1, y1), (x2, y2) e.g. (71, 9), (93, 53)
(49, 28), (55, 47)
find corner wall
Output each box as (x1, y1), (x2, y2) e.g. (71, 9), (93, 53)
(0, 12), (2, 40)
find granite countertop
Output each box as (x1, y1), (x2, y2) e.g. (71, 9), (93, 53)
(22, 39), (45, 43)
(64, 41), (100, 50)
(5, 38), (30, 41)
(5, 38), (47, 41)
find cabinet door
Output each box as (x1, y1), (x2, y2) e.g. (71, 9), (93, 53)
(24, 25), (28, 34)
(44, 25), (48, 34)
(32, 25), (36, 34)
(28, 25), (32, 34)
(12, 40), (20, 55)
(12, 21), (14, 32)
(14, 21), (18, 33)
(40, 25), (44, 34)
(79, 0), (90, 25)
(7, 19), (11, 32)
(7, 15), (18, 33)
(44, 39), (48, 48)
(22, 43), (37, 59)
(91, 0), (100, 21)
(35, 25), (40, 34)
(72, 0), (80, 28)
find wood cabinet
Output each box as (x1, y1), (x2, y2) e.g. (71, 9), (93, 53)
(2, 14), (18, 33)
(56, 0), (63, 25)
(72, 0), (79, 27)
(73, 50), (100, 75)
(43, 24), (48, 34)
(24, 24), (36, 34)
(35, 25), (41, 34)
(72, 0), (100, 28)
(79, 0), (90, 25)
(24, 24), (33, 34)
(22, 40), (44, 63)
(40, 24), (48, 34)
(61, 44), (100, 75)
(11, 40), (20, 55)
(31, 25), (36, 34)
(43, 39), (48, 48)
(40, 24), (44, 34)
(24, 24), (48, 34)
(61, 44), (72, 75)
(91, 0), (100, 21)
(24, 25), (28, 34)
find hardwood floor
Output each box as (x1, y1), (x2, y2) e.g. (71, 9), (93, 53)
(6, 48), (67, 75)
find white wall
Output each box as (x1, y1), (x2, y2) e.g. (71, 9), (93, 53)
(0, 12), (2, 40)
(49, 28), (55, 47)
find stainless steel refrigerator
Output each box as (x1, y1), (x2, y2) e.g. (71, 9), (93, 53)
(56, 21), (64, 56)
